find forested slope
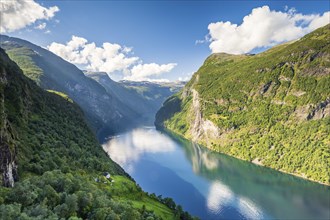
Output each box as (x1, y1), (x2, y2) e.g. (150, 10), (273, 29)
(0, 35), (137, 134)
(0, 48), (195, 219)
(156, 25), (330, 184)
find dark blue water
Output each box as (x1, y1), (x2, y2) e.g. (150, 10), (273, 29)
(102, 126), (330, 220)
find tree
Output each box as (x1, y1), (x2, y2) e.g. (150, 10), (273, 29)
(65, 194), (78, 217)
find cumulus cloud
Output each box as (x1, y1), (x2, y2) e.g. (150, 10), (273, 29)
(207, 6), (330, 54)
(124, 63), (177, 81)
(0, 0), (59, 33)
(48, 36), (177, 81)
(48, 36), (139, 73)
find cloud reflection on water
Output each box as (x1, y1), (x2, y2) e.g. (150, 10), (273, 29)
(207, 181), (263, 219)
(103, 127), (329, 220)
(186, 142), (264, 219)
(102, 127), (175, 173)
(207, 181), (234, 214)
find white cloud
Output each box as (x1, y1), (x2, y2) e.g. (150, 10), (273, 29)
(308, 12), (330, 30)
(35, 22), (46, 30)
(49, 36), (177, 81)
(207, 6), (330, 54)
(178, 77), (188, 81)
(195, 35), (211, 45)
(195, 40), (205, 45)
(0, 0), (59, 33)
(48, 35), (139, 73)
(124, 63), (177, 81)
(142, 78), (170, 83)
(178, 72), (193, 82)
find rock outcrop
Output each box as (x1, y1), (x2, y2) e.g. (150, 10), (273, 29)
(190, 89), (219, 144)
(308, 98), (330, 120)
(0, 64), (18, 187)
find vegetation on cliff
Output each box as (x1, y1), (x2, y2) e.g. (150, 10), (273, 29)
(0, 35), (137, 134)
(156, 25), (330, 184)
(0, 48), (195, 219)
(0, 36), (185, 136)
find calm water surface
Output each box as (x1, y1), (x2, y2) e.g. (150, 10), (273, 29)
(102, 127), (330, 220)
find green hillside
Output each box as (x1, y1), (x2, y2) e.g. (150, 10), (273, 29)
(0, 36), (139, 135)
(0, 36), (184, 138)
(156, 25), (330, 185)
(0, 48), (195, 219)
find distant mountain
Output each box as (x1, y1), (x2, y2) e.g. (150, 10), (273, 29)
(118, 80), (185, 123)
(156, 25), (330, 184)
(119, 80), (185, 107)
(0, 48), (196, 219)
(0, 35), (138, 135)
(85, 71), (184, 126)
(0, 35), (185, 137)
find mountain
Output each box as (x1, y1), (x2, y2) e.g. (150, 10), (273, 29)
(85, 71), (184, 127)
(0, 48), (196, 219)
(119, 80), (185, 110)
(0, 35), (184, 137)
(0, 35), (139, 135)
(156, 25), (330, 184)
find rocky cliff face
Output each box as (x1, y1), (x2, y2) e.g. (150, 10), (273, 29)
(0, 59), (18, 187)
(0, 142), (18, 187)
(307, 98), (330, 120)
(190, 89), (219, 144)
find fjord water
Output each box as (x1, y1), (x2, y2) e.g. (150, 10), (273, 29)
(102, 127), (330, 220)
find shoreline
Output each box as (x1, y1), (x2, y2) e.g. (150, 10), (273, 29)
(250, 159), (330, 187)
(158, 126), (330, 187)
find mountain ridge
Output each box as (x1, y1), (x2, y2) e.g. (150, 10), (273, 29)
(0, 35), (138, 135)
(0, 35), (184, 138)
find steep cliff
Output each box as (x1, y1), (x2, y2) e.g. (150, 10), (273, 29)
(0, 58), (18, 187)
(156, 25), (330, 184)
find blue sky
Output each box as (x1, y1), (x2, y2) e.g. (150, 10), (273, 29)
(1, 1), (330, 81)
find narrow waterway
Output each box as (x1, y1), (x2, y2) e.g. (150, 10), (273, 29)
(102, 126), (330, 220)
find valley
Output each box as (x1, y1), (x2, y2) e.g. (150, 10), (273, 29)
(0, 35), (184, 135)
(0, 47), (194, 219)
(0, 2), (329, 219)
